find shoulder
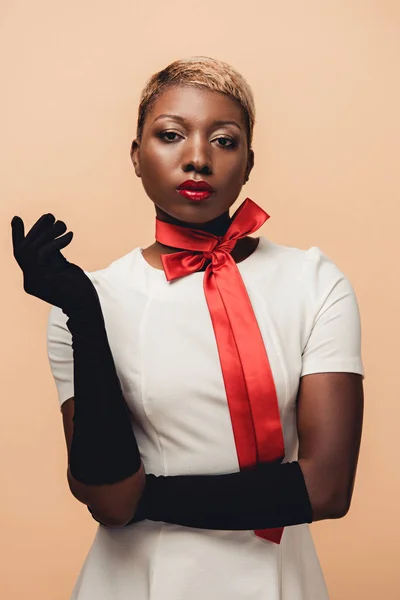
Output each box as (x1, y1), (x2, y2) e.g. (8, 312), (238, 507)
(259, 236), (341, 270)
(255, 237), (359, 319)
(47, 247), (142, 328)
(82, 247), (141, 286)
(257, 236), (348, 288)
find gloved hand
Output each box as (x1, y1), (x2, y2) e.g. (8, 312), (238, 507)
(12, 212), (143, 486)
(11, 213), (100, 315)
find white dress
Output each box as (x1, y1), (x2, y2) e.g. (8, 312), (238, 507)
(46, 235), (364, 600)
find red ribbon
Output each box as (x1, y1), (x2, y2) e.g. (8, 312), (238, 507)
(156, 198), (285, 544)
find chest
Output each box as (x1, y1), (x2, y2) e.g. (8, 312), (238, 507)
(100, 276), (306, 451)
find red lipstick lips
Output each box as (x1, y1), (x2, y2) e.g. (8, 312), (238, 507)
(177, 180), (214, 202)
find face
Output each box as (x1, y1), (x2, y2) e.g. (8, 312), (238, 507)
(130, 85), (254, 228)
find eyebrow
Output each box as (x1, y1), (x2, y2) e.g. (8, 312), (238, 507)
(152, 114), (242, 131)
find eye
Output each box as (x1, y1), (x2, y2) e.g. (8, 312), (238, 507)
(214, 137), (236, 149)
(159, 131), (182, 142)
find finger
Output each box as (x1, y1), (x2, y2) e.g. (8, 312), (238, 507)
(30, 220), (68, 251)
(24, 213), (56, 247)
(40, 231), (73, 259)
(11, 216), (25, 253)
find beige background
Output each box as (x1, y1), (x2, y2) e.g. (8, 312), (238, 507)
(1, 1), (399, 598)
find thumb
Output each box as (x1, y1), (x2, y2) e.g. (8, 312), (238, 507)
(11, 216), (25, 254)
(41, 231), (74, 260)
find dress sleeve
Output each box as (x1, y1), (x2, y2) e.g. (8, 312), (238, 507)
(300, 246), (365, 379)
(46, 304), (74, 410)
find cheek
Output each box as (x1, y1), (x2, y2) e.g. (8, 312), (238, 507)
(218, 154), (247, 185)
(140, 142), (177, 177)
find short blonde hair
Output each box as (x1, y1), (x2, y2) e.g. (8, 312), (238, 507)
(136, 56), (255, 147)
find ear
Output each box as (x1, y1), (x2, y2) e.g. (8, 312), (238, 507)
(243, 148), (254, 184)
(130, 139), (141, 178)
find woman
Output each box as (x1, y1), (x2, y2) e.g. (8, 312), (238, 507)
(12, 56), (364, 599)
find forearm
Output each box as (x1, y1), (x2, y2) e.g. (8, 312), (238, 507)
(127, 460), (314, 530)
(65, 307), (143, 520)
(69, 463), (145, 527)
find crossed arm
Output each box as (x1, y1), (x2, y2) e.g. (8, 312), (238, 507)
(126, 371), (364, 528)
(62, 371), (364, 528)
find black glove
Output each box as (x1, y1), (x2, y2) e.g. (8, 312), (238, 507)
(12, 213), (142, 485)
(11, 213), (100, 315)
(117, 461), (312, 530)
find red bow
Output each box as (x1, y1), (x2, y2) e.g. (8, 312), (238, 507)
(156, 198), (285, 544)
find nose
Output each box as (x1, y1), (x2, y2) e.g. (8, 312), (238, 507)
(181, 133), (212, 175)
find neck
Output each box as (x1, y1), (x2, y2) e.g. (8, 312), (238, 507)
(154, 207), (232, 253)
